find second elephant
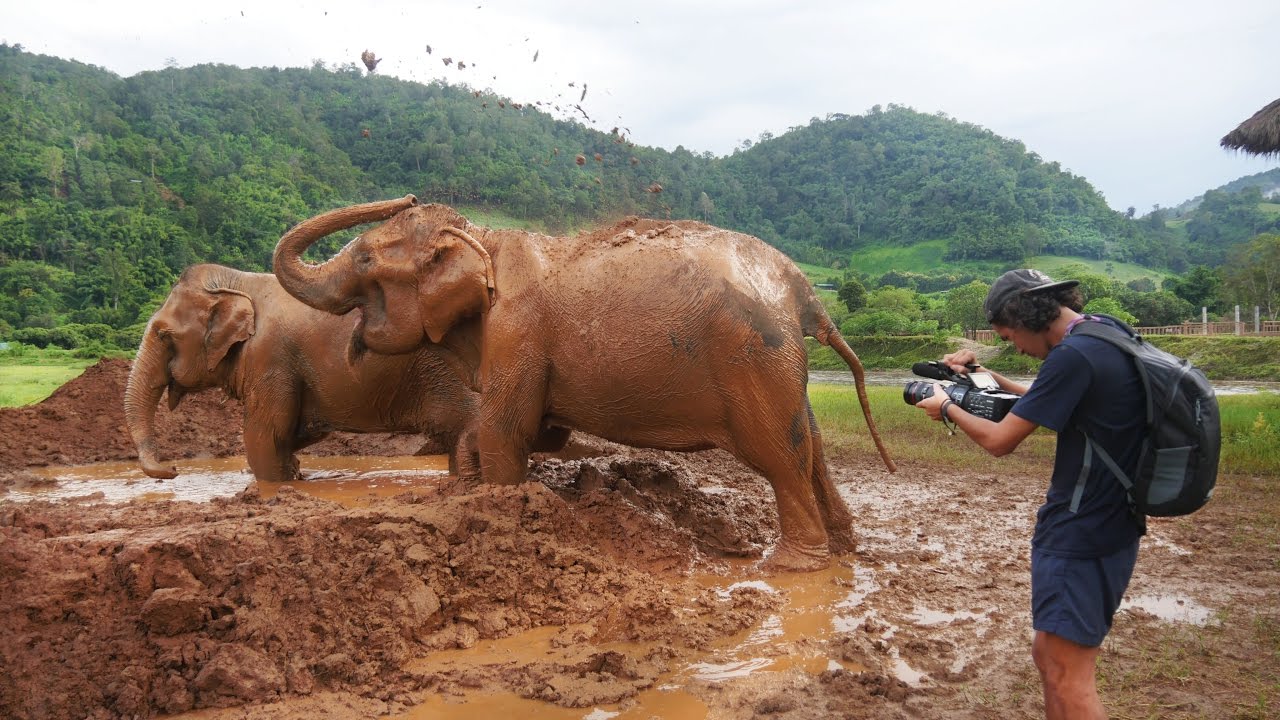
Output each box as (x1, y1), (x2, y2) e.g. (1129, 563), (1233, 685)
(124, 264), (516, 482)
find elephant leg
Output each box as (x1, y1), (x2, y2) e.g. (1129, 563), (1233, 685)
(243, 400), (302, 483)
(244, 433), (300, 483)
(452, 424), (481, 480)
(476, 380), (546, 485)
(806, 401), (856, 554)
(730, 404), (830, 571)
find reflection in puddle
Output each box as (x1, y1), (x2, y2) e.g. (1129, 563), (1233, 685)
(10, 455), (450, 507)
(1120, 594), (1216, 625)
(907, 606), (990, 628)
(689, 657), (773, 681)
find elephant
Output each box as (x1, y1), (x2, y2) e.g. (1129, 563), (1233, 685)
(272, 196), (896, 570)
(123, 263), (510, 483)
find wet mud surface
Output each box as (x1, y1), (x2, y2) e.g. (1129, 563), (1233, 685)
(2, 360), (1274, 719)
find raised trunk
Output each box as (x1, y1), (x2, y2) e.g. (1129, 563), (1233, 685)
(273, 194), (419, 313)
(123, 327), (178, 479)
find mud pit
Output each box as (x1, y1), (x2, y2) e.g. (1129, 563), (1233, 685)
(2, 360), (1275, 719)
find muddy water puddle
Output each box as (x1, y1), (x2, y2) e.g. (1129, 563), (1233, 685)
(8, 455), (450, 506)
(394, 562), (926, 719)
(1120, 594), (1217, 625)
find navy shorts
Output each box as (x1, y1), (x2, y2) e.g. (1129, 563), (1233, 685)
(1031, 540), (1139, 647)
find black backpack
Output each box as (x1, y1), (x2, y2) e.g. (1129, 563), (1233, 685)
(1068, 315), (1220, 517)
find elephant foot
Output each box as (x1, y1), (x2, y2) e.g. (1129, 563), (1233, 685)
(825, 525), (858, 555)
(760, 542), (831, 573)
(141, 460), (178, 480)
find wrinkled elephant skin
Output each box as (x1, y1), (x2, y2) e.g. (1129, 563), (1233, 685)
(274, 199), (896, 570)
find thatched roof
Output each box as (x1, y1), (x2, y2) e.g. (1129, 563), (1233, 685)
(1221, 98), (1280, 157)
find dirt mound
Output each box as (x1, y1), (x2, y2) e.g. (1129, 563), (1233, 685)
(0, 464), (782, 718)
(0, 359), (441, 476)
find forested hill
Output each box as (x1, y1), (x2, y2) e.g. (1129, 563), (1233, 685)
(1, 43), (1272, 337)
(720, 109), (1167, 266)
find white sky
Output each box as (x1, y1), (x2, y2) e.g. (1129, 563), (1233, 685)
(4, 0), (1277, 213)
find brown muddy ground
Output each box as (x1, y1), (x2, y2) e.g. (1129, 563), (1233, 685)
(1, 360), (1275, 719)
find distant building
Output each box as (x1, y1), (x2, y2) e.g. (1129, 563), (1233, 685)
(815, 282), (838, 291)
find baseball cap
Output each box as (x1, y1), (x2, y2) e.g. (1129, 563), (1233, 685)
(984, 269), (1079, 323)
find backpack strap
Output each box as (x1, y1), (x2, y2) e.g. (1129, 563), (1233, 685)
(1069, 315), (1156, 427)
(1071, 434), (1135, 512)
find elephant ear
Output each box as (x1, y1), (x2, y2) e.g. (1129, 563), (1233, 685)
(418, 231), (491, 344)
(204, 289), (256, 371)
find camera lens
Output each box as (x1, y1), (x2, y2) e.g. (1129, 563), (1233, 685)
(903, 380), (934, 405)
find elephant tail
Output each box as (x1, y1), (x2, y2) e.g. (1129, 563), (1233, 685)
(813, 317), (897, 473)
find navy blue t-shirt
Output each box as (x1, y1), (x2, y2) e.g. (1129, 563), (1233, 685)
(1011, 317), (1146, 558)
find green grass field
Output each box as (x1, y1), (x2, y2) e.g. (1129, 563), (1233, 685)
(808, 384), (1280, 476)
(842, 240), (952, 279)
(1029, 256), (1170, 285)
(801, 242), (1169, 287)
(0, 359), (94, 407)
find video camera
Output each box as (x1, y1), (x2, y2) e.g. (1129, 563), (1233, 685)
(902, 361), (1020, 422)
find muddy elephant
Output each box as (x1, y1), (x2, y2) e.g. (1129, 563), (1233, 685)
(273, 196), (895, 569)
(123, 263), (507, 483)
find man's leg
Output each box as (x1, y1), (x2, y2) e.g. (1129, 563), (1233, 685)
(1032, 630), (1104, 720)
(1029, 541), (1139, 719)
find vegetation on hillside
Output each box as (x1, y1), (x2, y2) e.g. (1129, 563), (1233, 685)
(2, 43), (1278, 356)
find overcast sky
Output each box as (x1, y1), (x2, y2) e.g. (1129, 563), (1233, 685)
(4, 0), (1277, 213)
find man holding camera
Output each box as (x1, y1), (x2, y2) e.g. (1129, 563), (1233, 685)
(914, 269), (1146, 720)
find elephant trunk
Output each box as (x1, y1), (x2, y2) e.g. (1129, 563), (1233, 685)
(273, 194), (420, 313)
(124, 326), (178, 479)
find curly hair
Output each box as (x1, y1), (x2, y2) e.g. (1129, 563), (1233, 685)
(989, 287), (1084, 332)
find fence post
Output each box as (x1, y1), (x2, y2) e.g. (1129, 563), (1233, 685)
(1202, 307), (1208, 335)
(1235, 305), (1242, 336)
(1257, 306), (1262, 334)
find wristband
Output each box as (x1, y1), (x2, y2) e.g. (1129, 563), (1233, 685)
(939, 399), (957, 435)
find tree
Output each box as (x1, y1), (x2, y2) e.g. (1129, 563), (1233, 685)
(1070, 271), (1115, 306)
(1121, 290), (1193, 326)
(1083, 297), (1137, 325)
(1221, 233), (1280, 320)
(1163, 266), (1222, 312)
(697, 191), (714, 221)
(837, 278), (867, 313)
(942, 280), (990, 337)
(867, 287), (922, 319)
(1125, 277), (1156, 293)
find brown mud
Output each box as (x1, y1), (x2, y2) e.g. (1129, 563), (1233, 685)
(1, 360), (1275, 719)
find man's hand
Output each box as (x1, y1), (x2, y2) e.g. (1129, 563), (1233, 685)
(915, 383), (949, 421)
(942, 349), (979, 377)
